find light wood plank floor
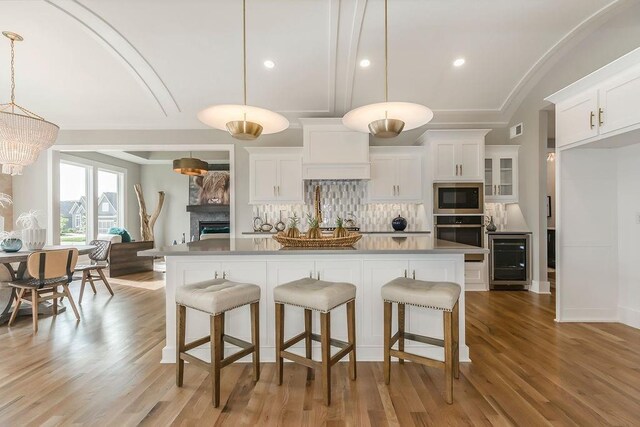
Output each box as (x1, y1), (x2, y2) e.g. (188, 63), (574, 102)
(1, 282), (639, 426)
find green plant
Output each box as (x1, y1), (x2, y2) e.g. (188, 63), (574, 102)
(333, 216), (349, 238)
(306, 213), (321, 239)
(285, 213), (301, 238)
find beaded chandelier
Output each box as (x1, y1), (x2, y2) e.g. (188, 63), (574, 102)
(0, 31), (59, 176)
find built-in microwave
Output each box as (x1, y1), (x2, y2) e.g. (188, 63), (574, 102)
(433, 183), (484, 215)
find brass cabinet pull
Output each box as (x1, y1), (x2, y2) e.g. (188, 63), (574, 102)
(460, 164), (463, 176)
(223, 271), (227, 279)
(273, 185), (276, 196)
(309, 271), (313, 278)
(404, 269), (407, 278)
(598, 108), (604, 126)
(392, 185), (396, 195)
(214, 271), (218, 279)
(396, 185), (400, 196)
(590, 111), (595, 129)
(317, 272), (320, 280)
(494, 184), (497, 195)
(412, 270), (416, 280)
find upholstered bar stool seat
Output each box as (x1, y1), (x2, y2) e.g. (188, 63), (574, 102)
(175, 278), (260, 407)
(274, 278), (357, 406)
(381, 276), (461, 404)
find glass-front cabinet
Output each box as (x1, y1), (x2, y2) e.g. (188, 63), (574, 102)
(484, 145), (519, 203)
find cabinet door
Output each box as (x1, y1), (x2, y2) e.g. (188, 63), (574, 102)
(484, 157), (495, 200)
(368, 156), (397, 201)
(315, 260), (362, 342)
(396, 156), (422, 202)
(458, 141), (482, 181)
(277, 157), (303, 203)
(556, 89), (599, 147)
(496, 157), (515, 200)
(250, 157), (278, 203)
(598, 66), (640, 136)
(434, 142), (457, 181)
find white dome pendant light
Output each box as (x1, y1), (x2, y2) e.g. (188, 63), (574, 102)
(198, 0), (288, 140)
(0, 31), (59, 175)
(342, 0), (433, 138)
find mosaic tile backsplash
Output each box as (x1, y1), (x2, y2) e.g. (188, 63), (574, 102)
(252, 180), (427, 231)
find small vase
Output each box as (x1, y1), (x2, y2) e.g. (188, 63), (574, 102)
(1, 238), (22, 253)
(392, 215), (407, 231)
(486, 216), (497, 232)
(22, 228), (46, 250)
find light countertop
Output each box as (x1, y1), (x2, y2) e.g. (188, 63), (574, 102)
(486, 225), (532, 234)
(241, 230), (431, 236)
(141, 235), (487, 257)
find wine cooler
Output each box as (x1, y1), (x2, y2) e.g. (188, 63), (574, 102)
(489, 233), (531, 290)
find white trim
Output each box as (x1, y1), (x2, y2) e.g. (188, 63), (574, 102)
(556, 308), (619, 323)
(529, 280), (551, 295)
(618, 306), (640, 329)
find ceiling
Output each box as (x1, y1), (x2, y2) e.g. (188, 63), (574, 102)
(0, 0), (625, 131)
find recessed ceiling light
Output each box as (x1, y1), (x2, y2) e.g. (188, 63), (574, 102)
(453, 58), (466, 67)
(263, 60), (275, 69)
(359, 59), (371, 68)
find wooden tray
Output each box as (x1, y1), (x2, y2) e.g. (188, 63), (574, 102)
(272, 232), (362, 248)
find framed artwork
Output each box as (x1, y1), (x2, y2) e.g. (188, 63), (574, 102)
(189, 165), (230, 206)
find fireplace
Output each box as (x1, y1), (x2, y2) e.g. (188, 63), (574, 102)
(197, 220), (230, 240)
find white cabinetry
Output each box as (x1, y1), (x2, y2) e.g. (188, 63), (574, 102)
(484, 145), (519, 203)
(368, 147), (423, 203)
(246, 148), (303, 204)
(420, 130), (490, 182)
(546, 50), (640, 148)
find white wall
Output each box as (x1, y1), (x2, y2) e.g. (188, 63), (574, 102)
(13, 153), (49, 231)
(140, 164), (190, 248)
(617, 143), (640, 328)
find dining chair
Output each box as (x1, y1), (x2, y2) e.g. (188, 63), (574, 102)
(74, 240), (113, 303)
(8, 248), (80, 332)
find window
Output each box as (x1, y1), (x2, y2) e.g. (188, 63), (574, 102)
(60, 162), (89, 245)
(97, 169), (122, 232)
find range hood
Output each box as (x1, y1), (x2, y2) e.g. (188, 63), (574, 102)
(300, 118), (370, 180)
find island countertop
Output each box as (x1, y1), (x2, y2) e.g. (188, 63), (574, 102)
(140, 235), (488, 257)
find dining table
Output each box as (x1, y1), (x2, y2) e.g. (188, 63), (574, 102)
(0, 245), (95, 325)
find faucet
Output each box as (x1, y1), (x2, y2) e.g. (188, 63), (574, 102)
(314, 185), (322, 224)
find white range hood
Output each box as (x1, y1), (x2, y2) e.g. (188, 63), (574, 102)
(299, 118), (371, 180)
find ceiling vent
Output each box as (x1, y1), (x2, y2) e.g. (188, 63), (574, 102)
(510, 123), (524, 139)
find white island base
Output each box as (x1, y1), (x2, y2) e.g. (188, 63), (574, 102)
(150, 237), (480, 365)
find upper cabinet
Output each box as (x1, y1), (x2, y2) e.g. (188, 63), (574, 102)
(368, 147), (423, 203)
(485, 145), (519, 203)
(246, 148), (303, 204)
(420, 129), (490, 182)
(546, 48), (640, 148)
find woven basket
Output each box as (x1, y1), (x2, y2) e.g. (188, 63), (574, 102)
(272, 232), (362, 248)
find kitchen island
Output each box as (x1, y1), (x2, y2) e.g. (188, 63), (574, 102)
(141, 236), (487, 364)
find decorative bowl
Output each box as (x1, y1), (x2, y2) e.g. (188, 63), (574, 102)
(1, 238), (22, 253)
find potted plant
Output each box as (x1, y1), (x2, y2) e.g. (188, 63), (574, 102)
(17, 210), (46, 250)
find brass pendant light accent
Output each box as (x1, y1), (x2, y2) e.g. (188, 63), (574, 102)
(342, 0), (433, 138)
(173, 152), (208, 176)
(0, 31), (59, 175)
(197, 0), (288, 139)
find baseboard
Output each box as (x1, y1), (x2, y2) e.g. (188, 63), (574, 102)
(162, 344), (471, 364)
(618, 306), (640, 329)
(529, 280), (551, 294)
(557, 307), (619, 323)
(465, 283), (488, 291)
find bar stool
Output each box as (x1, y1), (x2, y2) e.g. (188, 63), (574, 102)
(274, 278), (356, 406)
(175, 278), (260, 407)
(381, 276), (460, 404)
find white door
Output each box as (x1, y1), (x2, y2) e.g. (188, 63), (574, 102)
(434, 142), (457, 181)
(396, 156), (422, 202)
(598, 66), (640, 136)
(458, 141), (482, 181)
(250, 157), (278, 203)
(277, 157), (303, 202)
(369, 156), (397, 201)
(555, 89), (599, 147)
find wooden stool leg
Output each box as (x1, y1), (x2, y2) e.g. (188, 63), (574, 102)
(62, 284), (80, 321)
(79, 271), (87, 304)
(346, 300), (356, 380)
(176, 304), (186, 387)
(398, 303), (405, 365)
(8, 288), (25, 326)
(453, 302), (460, 379)
(96, 268), (114, 296)
(320, 311), (331, 406)
(383, 302), (392, 385)
(304, 309), (313, 381)
(53, 286), (58, 315)
(250, 302), (260, 382)
(275, 303), (284, 386)
(211, 313), (223, 407)
(444, 310), (454, 404)
(31, 290), (39, 333)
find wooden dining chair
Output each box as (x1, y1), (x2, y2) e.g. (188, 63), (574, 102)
(74, 240), (113, 303)
(8, 248), (80, 333)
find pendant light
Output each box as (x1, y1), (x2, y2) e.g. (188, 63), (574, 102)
(173, 151), (209, 176)
(197, 0), (288, 140)
(0, 31), (59, 175)
(342, 0), (433, 138)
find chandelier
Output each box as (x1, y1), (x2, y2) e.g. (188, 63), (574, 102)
(197, 0), (288, 140)
(342, 0), (433, 138)
(0, 32), (59, 175)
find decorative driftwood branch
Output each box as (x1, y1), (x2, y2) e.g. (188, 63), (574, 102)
(134, 184), (165, 241)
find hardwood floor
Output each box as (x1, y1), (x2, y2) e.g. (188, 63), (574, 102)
(1, 283), (639, 426)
